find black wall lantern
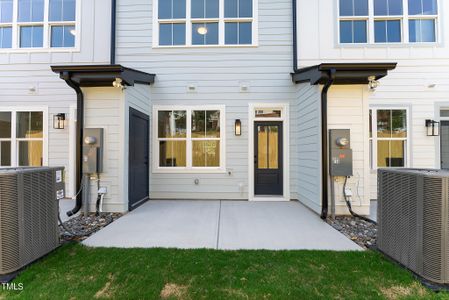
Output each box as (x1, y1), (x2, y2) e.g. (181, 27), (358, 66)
(235, 119), (242, 136)
(425, 119), (439, 136)
(53, 113), (66, 129)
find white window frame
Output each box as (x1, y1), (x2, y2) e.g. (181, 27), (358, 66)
(152, 0), (258, 48)
(0, 0), (81, 52)
(0, 107), (48, 167)
(152, 105), (226, 173)
(369, 106), (410, 170)
(337, 0), (440, 45)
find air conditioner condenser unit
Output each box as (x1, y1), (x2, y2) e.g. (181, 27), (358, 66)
(0, 167), (64, 276)
(378, 168), (449, 284)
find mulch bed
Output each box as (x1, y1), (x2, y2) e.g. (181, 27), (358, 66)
(59, 213), (123, 242)
(327, 216), (377, 249)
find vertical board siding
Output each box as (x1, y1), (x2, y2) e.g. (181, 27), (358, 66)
(116, 0), (300, 200)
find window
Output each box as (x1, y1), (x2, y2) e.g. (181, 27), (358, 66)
(0, 0), (12, 48)
(154, 106), (225, 172)
(155, 0), (256, 46)
(369, 108), (408, 168)
(339, 0), (368, 43)
(338, 0), (438, 44)
(0, 110), (46, 167)
(0, 0), (77, 50)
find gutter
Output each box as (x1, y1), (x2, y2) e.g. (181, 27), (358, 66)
(292, 0), (298, 72)
(110, 0), (116, 64)
(292, 0), (332, 218)
(61, 72), (84, 217)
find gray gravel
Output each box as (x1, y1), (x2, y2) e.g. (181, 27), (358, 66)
(327, 216), (377, 248)
(59, 213), (123, 242)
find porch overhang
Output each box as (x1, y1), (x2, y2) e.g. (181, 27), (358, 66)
(291, 63), (397, 85)
(51, 64), (155, 87)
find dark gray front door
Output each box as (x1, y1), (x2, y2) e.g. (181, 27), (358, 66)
(254, 121), (283, 195)
(128, 108), (150, 211)
(441, 121), (449, 169)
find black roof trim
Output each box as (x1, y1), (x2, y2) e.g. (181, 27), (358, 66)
(291, 63), (397, 85)
(51, 64), (155, 87)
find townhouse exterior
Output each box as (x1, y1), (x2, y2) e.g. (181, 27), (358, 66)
(0, 0), (447, 219)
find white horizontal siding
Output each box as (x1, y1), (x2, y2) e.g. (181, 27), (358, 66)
(0, 0), (111, 196)
(328, 86), (371, 215)
(83, 87), (126, 213)
(368, 64), (449, 199)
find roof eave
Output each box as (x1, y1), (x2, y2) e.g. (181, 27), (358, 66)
(51, 64), (155, 87)
(291, 62), (397, 85)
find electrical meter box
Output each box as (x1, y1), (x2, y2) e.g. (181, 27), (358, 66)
(329, 129), (353, 176)
(82, 128), (104, 174)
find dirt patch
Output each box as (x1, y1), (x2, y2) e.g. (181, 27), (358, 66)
(94, 273), (115, 299)
(160, 283), (189, 299)
(380, 282), (427, 300)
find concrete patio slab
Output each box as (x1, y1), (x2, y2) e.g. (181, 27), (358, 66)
(83, 200), (362, 251)
(83, 200), (220, 248)
(218, 201), (361, 250)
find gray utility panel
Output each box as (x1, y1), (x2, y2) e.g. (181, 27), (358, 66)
(0, 167), (64, 276)
(329, 129), (353, 176)
(83, 128), (104, 174)
(378, 168), (449, 284)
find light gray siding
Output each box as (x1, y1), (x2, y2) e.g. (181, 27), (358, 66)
(293, 83), (321, 213)
(116, 0), (299, 200)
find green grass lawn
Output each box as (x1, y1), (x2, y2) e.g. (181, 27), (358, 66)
(1, 243), (448, 300)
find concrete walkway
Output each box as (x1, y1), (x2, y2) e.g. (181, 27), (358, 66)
(83, 200), (361, 251)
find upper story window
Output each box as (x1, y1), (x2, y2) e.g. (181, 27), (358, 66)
(155, 0), (256, 47)
(0, 0), (77, 50)
(338, 0), (438, 44)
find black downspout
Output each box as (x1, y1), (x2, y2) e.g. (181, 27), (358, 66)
(320, 69), (336, 219)
(292, 0), (298, 72)
(110, 0), (116, 64)
(61, 71), (84, 217)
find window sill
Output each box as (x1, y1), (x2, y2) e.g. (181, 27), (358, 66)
(152, 167), (227, 174)
(152, 44), (258, 49)
(0, 47), (81, 54)
(336, 42), (441, 49)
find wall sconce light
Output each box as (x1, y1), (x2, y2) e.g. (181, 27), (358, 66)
(425, 119), (440, 136)
(112, 78), (125, 89)
(235, 119), (242, 136)
(368, 76), (379, 91)
(53, 113), (66, 129)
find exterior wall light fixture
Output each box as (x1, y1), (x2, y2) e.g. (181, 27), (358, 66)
(368, 76), (379, 91)
(53, 113), (66, 129)
(426, 119), (440, 136)
(235, 119), (242, 136)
